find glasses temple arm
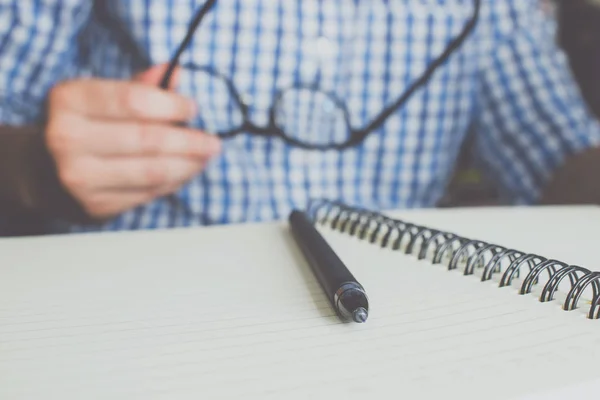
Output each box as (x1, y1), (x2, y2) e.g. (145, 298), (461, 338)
(360, 0), (481, 135)
(159, 0), (219, 89)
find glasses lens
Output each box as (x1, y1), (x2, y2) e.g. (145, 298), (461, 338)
(179, 67), (244, 135)
(274, 88), (350, 147)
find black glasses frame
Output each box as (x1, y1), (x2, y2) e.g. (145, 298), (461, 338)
(159, 0), (481, 150)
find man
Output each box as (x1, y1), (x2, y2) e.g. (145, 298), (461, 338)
(0, 0), (599, 235)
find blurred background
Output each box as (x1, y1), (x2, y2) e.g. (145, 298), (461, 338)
(441, 0), (600, 207)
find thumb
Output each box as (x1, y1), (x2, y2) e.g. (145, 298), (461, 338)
(134, 63), (181, 90)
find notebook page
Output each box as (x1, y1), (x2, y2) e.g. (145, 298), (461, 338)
(0, 207), (598, 399)
(383, 205), (600, 268)
(318, 226), (600, 399)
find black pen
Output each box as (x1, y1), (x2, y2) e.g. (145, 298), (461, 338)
(288, 209), (369, 323)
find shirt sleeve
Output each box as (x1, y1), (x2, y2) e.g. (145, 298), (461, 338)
(0, 0), (93, 125)
(0, 1), (93, 235)
(472, 0), (600, 204)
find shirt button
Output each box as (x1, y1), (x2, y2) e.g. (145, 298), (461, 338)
(240, 92), (254, 107)
(315, 36), (338, 60)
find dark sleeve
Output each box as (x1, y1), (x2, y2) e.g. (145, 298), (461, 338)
(0, 1), (94, 234)
(472, 1), (600, 204)
(0, 125), (92, 232)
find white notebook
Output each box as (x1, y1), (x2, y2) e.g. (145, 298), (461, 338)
(1, 203), (599, 399)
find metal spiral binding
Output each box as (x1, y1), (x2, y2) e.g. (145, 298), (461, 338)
(306, 199), (600, 320)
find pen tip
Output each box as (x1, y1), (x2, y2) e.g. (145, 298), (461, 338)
(353, 307), (368, 323)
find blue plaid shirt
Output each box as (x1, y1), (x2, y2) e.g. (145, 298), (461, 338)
(1, 0), (600, 233)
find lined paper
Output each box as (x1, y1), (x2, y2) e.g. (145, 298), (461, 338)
(1, 207), (600, 399)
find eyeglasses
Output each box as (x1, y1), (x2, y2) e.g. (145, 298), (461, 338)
(159, 0), (481, 151)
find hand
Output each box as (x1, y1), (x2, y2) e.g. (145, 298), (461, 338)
(45, 64), (221, 219)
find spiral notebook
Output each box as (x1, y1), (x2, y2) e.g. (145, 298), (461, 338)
(0, 201), (599, 399)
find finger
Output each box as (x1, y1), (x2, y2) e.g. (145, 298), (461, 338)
(50, 79), (196, 122)
(71, 117), (221, 158)
(154, 165), (206, 196)
(134, 63), (181, 90)
(83, 174), (197, 218)
(84, 156), (206, 191)
(83, 191), (159, 219)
